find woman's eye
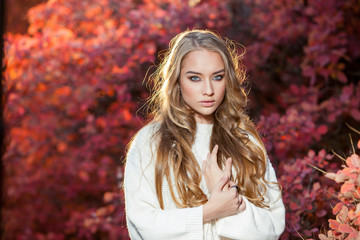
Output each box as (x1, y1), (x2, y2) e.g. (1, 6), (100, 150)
(190, 76), (200, 81)
(213, 75), (224, 81)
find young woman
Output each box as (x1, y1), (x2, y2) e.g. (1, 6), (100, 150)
(124, 29), (285, 239)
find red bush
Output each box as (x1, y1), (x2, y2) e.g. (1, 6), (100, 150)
(4, 0), (360, 239)
(4, 0), (231, 239)
(319, 140), (360, 240)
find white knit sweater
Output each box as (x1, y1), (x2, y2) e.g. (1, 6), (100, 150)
(124, 122), (285, 240)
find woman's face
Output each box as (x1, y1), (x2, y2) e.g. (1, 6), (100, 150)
(179, 49), (226, 124)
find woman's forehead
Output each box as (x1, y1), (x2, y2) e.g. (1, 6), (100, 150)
(180, 49), (225, 71)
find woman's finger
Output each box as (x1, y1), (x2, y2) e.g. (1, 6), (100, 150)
(238, 196), (246, 212)
(230, 184), (239, 194)
(210, 145), (219, 160)
(205, 153), (210, 166)
(214, 175), (230, 192)
(224, 158), (232, 177)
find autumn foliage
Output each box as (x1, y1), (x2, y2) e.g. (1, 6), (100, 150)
(318, 139), (360, 240)
(3, 0), (360, 239)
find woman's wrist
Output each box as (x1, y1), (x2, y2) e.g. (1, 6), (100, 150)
(203, 202), (212, 223)
(203, 201), (217, 223)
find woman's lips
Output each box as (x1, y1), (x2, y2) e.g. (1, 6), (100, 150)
(200, 101), (215, 107)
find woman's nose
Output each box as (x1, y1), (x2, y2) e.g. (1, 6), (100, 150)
(202, 80), (214, 96)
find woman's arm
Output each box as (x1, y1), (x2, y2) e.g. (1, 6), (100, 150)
(202, 136), (285, 239)
(124, 126), (203, 240)
(215, 158), (285, 240)
(203, 175), (246, 223)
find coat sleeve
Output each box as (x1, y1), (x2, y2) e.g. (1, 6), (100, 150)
(215, 157), (285, 240)
(124, 125), (203, 240)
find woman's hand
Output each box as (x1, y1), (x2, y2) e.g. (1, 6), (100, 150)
(202, 144), (232, 193)
(203, 175), (246, 223)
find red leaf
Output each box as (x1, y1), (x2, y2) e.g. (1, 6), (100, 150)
(347, 154), (360, 168)
(317, 125), (328, 135)
(354, 187), (360, 199)
(103, 192), (114, 203)
(337, 205), (349, 222)
(308, 150), (316, 158)
(316, 209), (327, 217)
(329, 219), (340, 230)
(338, 223), (355, 233)
(341, 182), (355, 194)
(313, 182), (321, 191)
(332, 202), (344, 215)
(289, 201), (299, 210)
(318, 234), (329, 240)
(337, 72), (348, 83)
(335, 172), (347, 183)
(351, 109), (360, 121)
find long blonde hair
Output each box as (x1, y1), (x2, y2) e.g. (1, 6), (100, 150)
(145, 29), (272, 209)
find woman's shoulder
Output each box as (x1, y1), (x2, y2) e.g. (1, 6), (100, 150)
(239, 128), (266, 153)
(234, 126), (260, 146)
(137, 121), (161, 137)
(126, 121), (162, 171)
(130, 121), (162, 148)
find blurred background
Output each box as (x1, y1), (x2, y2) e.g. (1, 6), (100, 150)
(2, 0), (360, 239)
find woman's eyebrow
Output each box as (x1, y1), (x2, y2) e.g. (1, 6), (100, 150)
(185, 69), (225, 75)
(185, 71), (202, 75)
(213, 69), (225, 75)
